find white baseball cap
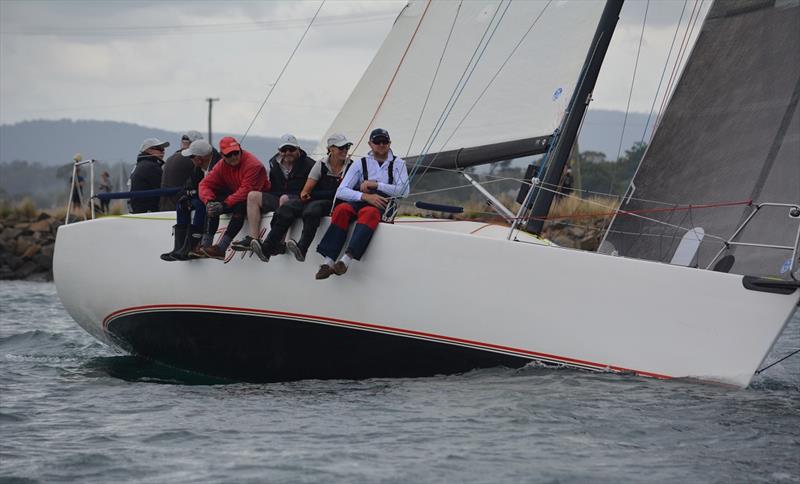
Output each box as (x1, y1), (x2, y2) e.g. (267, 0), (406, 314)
(278, 133), (300, 149)
(139, 138), (170, 153)
(182, 130), (204, 143)
(182, 139), (212, 157)
(326, 133), (351, 148)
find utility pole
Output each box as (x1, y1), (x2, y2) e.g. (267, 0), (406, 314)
(206, 97), (220, 145)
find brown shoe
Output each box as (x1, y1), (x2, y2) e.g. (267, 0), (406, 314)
(188, 247), (209, 259)
(333, 260), (348, 276)
(315, 264), (334, 280)
(202, 245), (226, 260)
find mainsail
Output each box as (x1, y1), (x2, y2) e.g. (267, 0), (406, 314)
(319, 0), (605, 168)
(605, 0), (800, 278)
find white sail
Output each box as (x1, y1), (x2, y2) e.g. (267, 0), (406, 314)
(319, 0), (605, 159)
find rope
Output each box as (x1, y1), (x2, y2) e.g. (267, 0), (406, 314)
(240, 0), (325, 143)
(350, 0), (433, 155)
(756, 348), (800, 375)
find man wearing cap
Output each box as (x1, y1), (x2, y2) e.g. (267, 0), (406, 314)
(160, 139), (214, 261)
(232, 133), (315, 254)
(130, 137), (169, 213)
(251, 133), (350, 262)
(197, 136), (270, 259)
(159, 130), (217, 211)
(314, 128), (409, 279)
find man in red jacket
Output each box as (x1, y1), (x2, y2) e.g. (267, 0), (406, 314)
(196, 136), (270, 259)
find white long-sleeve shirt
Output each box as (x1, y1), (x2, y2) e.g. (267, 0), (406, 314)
(334, 150), (410, 203)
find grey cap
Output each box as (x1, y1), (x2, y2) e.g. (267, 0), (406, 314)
(326, 133), (351, 148)
(182, 130), (204, 143)
(182, 139), (212, 158)
(139, 138), (170, 153)
(278, 133), (300, 149)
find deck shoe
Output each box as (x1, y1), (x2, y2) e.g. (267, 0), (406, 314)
(188, 246), (208, 259)
(201, 245), (226, 260)
(251, 239), (270, 262)
(333, 261), (348, 276)
(286, 239), (306, 262)
(230, 236), (255, 251)
(315, 264), (334, 280)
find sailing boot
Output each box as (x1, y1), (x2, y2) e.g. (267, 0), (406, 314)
(160, 224), (188, 262)
(173, 225), (202, 261)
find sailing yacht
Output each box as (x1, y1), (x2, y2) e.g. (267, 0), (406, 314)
(54, 0), (799, 388)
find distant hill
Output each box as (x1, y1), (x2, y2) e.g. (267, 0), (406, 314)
(0, 119), (316, 166)
(1, 111), (652, 165)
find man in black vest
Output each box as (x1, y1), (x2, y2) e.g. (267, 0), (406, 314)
(315, 128), (409, 279)
(130, 137), (169, 213)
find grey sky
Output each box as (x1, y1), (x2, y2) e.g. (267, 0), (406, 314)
(0, 0), (710, 143)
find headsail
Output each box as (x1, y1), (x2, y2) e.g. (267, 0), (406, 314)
(604, 0), (800, 278)
(319, 0), (606, 168)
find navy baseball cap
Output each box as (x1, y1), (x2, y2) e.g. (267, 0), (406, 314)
(369, 128), (390, 142)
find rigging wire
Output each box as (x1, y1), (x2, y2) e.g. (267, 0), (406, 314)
(405, 1), (463, 158)
(607, 0), (649, 195)
(406, 1), (511, 185)
(756, 349), (800, 375)
(415, 0), (553, 181)
(240, 0), (325, 143)
(350, 1), (433, 155)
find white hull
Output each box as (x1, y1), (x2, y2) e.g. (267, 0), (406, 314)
(53, 213), (799, 387)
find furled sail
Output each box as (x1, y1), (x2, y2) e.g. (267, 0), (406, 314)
(604, 0), (800, 278)
(319, 0), (605, 168)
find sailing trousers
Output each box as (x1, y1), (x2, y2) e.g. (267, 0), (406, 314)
(316, 202), (381, 261)
(206, 200), (247, 242)
(176, 197), (206, 229)
(265, 199), (332, 252)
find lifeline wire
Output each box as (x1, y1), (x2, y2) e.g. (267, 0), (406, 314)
(240, 0), (325, 143)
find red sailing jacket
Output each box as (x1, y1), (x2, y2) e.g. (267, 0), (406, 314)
(198, 150), (270, 207)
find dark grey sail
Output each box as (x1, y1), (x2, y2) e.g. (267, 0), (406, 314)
(604, 0), (800, 278)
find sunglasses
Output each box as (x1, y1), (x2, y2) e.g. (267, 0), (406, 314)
(371, 138), (390, 145)
(333, 144), (352, 151)
(181, 136), (191, 142)
(150, 146), (165, 152)
(279, 146), (298, 153)
(224, 150), (241, 158)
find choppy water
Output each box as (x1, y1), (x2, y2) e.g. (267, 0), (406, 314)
(1, 281), (798, 483)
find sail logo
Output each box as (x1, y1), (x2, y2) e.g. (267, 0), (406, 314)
(780, 258), (792, 274)
(552, 87), (563, 101)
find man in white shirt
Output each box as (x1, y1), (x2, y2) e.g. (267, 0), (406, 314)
(315, 128), (409, 279)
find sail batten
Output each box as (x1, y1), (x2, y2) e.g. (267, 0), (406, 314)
(319, 1), (606, 164)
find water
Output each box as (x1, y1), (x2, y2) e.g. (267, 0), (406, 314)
(1, 281), (798, 483)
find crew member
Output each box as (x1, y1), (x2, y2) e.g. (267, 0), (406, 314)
(315, 128), (408, 279)
(130, 138), (169, 213)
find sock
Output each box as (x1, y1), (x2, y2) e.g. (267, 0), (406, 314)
(218, 235), (232, 251)
(323, 256), (335, 267)
(340, 254), (353, 267)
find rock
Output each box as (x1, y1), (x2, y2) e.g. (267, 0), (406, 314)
(13, 261), (38, 279)
(4, 254), (24, 271)
(14, 238), (34, 257)
(37, 212), (52, 221)
(33, 253), (51, 271)
(1, 228), (22, 241)
(14, 222), (30, 231)
(579, 234), (599, 251)
(22, 243), (41, 259)
(551, 234), (575, 248)
(40, 243), (55, 258)
(29, 219), (51, 233)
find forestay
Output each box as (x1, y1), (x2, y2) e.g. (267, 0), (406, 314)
(319, 0), (605, 165)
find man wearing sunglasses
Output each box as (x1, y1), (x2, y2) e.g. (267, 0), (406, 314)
(196, 136), (270, 259)
(315, 128), (409, 279)
(233, 133), (314, 255)
(130, 137), (170, 213)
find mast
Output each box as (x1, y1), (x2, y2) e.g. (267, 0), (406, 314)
(525, 0), (624, 235)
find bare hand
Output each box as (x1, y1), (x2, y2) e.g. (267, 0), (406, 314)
(363, 193), (387, 210)
(360, 180), (378, 193)
(206, 201), (223, 217)
(300, 191), (311, 201)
